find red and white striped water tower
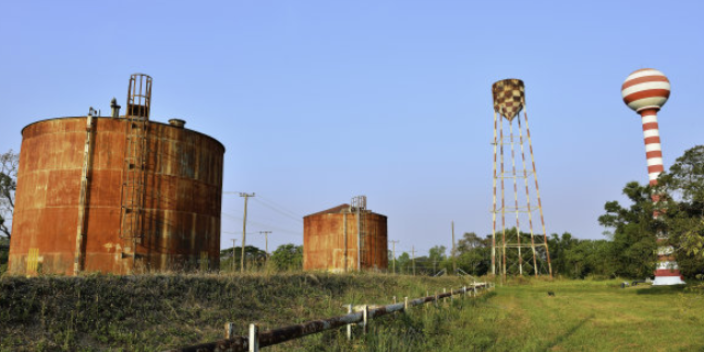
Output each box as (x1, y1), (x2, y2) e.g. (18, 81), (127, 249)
(621, 68), (685, 285)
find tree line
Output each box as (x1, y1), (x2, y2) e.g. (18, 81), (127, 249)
(388, 145), (704, 280)
(2, 146), (703, 279)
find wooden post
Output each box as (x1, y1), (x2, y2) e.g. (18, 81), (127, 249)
(225, 322), (234, 339)
(404, 297), (409, 311)
(249, 324), (259, 352)
(240, 193), (255, 273)
(393, 296), (397, 304)
(452, 221), (456, 274)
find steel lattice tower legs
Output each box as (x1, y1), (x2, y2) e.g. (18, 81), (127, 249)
(491, 79), (552, 279)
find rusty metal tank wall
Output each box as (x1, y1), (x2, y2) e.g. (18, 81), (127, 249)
(303, 211), (388, 272)
(7, 116), (224, 275)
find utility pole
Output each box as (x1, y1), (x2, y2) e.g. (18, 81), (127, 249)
(389, 240), (399, 274)
(259, 231), (272, 263)
(231, 238), (237, 272)
(452, 221), (457, 275)
(239, 192), (255, 273)
(410, 246), (416, 276)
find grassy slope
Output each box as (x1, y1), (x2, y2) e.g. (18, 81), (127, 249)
(0, 273), (477, 351)
(2, 275), (703, 351)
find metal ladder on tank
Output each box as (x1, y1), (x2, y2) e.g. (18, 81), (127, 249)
(352, 196), (367, 270)
(119, 74), (152, 271)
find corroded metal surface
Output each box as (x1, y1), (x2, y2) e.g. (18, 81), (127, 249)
(8, 116), (225, 275)
(303, 206), (388, 272)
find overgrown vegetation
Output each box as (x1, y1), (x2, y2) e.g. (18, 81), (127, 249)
(0, 237), (8, 274)
(0, 149), (18, 240)
(3, 273), (704, 351)
(0, 272), (477, 351)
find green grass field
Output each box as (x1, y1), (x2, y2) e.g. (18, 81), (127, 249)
(430, 279), (704, 351)
(275, 278), (704, 352)
(1, 274), (703, 351)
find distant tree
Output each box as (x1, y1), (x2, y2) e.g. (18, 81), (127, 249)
(220, 245), (266, 272)
(657, 145), (704, 259)
(456, 232), (484, 253)
(596, 145), (704, 279)
(0, 237), (8, 273)
(413, 256), (432, 275)
(599, 182), (658, 278)
(270, 244), (303, 271)
(428, 245), (446, 273)
(454, 233), (491, 276)
(397, 252), (410, 274)
(0, 150), (19, 239)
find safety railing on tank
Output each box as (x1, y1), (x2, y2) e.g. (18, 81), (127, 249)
(165, 282), (494, 352)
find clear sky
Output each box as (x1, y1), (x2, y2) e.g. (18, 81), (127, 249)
(1, 1), (703, 257)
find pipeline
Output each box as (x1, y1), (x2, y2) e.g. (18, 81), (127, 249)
(166, 283), (490, 352)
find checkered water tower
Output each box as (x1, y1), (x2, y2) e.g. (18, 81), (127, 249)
(490, 79), (552, 278)
(621, 68), (685, 285)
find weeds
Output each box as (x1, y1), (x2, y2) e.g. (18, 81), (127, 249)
(4, 274), (701, 351)
(0, 273), (472, 351)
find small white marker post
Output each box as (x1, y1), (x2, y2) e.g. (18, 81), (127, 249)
(249, 324), (259, 352)
(404, 297), (409, 312)
(363, 305), (369, 334)
(347, 304), (353, 340)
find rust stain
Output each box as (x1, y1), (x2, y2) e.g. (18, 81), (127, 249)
(303, 205), (388, 272)
(8, 116), (225, 275)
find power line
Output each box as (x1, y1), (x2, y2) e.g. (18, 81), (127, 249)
(252, 197), (302, 223)
(223, 192), (303, 220)
(221, 212), (301, 236)
(255, 195), (303, 220)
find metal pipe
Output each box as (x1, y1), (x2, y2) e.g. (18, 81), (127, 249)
(74, 111), (94, 276)
(167, 285), (488, 352)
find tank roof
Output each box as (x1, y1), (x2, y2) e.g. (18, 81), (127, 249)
(304, 203), (387, 218)
(21, 116), (225, 152)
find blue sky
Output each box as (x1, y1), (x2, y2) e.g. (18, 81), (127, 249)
(1, 1), (703, 257)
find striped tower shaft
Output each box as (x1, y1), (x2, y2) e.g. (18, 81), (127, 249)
(640, 109), (682, 283)
(492, 112), (498, 276)
(641, 109), (665, 186)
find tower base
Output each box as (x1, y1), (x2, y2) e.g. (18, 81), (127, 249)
(652, 276), (685, 286)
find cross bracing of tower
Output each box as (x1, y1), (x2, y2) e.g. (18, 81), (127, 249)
(490, 79), (553, 279)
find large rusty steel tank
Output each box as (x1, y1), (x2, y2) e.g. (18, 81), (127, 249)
(303, 198), (388, 272)
(8, 77), (225, 276)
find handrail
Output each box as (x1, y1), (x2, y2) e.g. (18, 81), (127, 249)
(166, 283), (491, 352)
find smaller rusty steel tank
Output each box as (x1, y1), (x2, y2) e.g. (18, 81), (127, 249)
(8, 74), (225, 276)
(303, 198), (388, 272)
